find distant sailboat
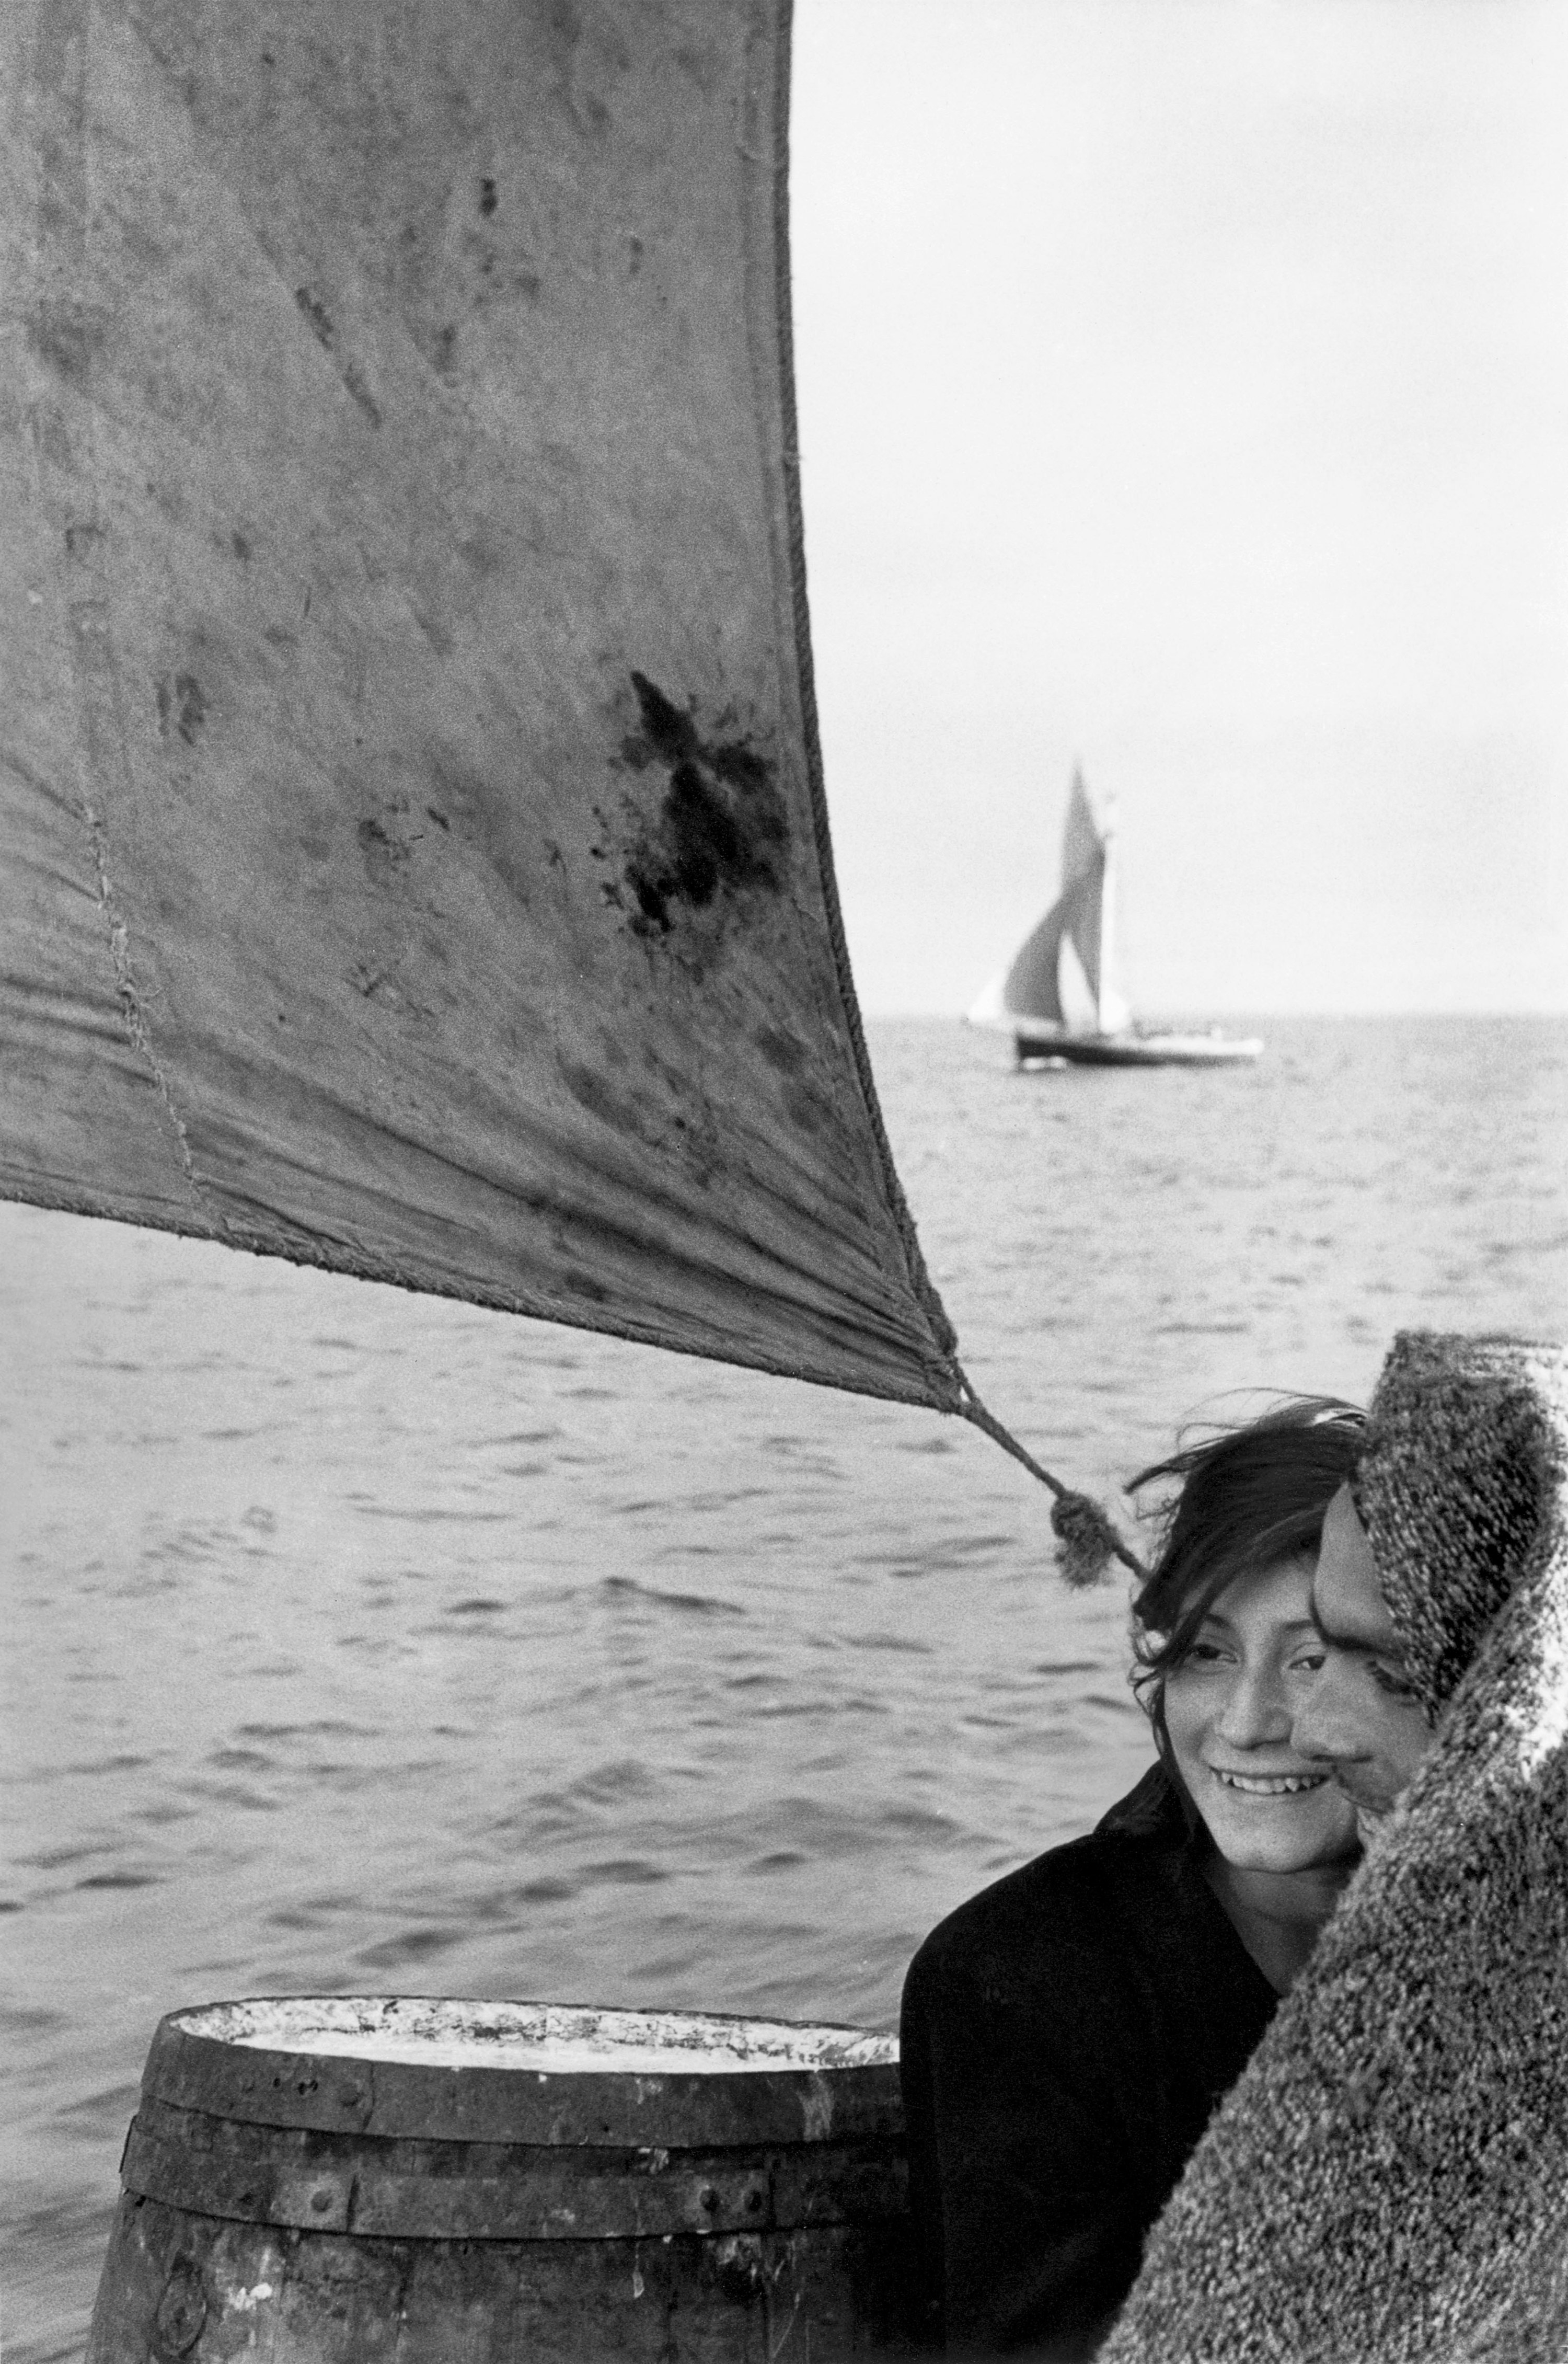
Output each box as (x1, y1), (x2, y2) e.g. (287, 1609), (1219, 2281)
(969, 772), (1263, 1069)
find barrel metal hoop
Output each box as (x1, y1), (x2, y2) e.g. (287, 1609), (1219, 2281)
(142, 2017), (903, 2147)
(120, 2102), (909, 2244)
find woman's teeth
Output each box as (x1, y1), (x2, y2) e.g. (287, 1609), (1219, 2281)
(1211, 1770), (1327, 1795)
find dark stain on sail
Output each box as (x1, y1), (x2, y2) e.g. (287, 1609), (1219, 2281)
(781, 1078), (827, 1138)
(557, 1059), (622, 1129)
(295, 286), (336, 350)
(614, 673), (788, 940)
(753, 1024), (809, 1077)
(341, 365), (382, 428)
(755, 1026), (834, 1138)
(294, 285), (383, 427)
(156, 674), (206, 747)
(557, 1041), (723, 1188)
(28, 300), (107, 386)
(359, 816), (411, 873)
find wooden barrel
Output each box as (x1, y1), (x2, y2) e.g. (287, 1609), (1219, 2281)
(87, 1996), (921, 2361)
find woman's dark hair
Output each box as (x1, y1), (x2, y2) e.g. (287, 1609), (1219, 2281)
(1127, 1396), (1367, 1791)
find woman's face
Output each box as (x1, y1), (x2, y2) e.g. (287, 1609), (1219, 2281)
(1161, 1555), (1361, 1874)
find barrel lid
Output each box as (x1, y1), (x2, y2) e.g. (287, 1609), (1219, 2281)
(144, 1998), (903, 2146)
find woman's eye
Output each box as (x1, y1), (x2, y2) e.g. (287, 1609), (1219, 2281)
(1185, 1642), (1227, 1664)
(1290, 1650), (1327, 1674)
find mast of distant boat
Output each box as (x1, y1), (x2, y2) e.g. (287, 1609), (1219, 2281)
(1093, 779), (1117, 1041)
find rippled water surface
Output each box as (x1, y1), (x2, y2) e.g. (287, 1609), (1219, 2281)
(5, 1016), (1566, 2358)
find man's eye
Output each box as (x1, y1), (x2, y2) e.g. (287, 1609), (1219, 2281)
(1290, 1649), (1327, 1674)
(1369, 1663), (1420, 1701)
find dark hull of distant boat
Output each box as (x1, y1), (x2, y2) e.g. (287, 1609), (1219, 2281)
(1014, 1027), (1264, 1069)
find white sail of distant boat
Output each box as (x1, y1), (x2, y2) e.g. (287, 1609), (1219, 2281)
(969, 769), (1132, 1039)
(969, 773), (1262, 1069)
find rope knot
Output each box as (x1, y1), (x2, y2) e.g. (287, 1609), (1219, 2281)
(1050, 1489), (1127, 1589)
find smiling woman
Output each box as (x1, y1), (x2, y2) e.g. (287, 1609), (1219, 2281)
(899, 1398), (1365, 2360)
(1160, 1559), (1361, 1994)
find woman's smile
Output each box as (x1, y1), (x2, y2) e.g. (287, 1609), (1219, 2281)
(1206, 1767), (1330, 1796)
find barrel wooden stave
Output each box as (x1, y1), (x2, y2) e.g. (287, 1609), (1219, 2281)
(90, 2189), (920, 2362)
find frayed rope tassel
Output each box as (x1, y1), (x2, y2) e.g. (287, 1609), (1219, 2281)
(1049, 1489), (1138, 1589)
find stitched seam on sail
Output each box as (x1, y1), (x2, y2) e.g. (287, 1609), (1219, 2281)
(78, 781), (206, 1219)
(31, 0), (209, 1229)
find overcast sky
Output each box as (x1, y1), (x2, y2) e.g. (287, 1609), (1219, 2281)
(789, 0), (1567, 1017)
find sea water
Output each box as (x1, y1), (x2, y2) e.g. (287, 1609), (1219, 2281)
(4, 1015), (1565, 2359)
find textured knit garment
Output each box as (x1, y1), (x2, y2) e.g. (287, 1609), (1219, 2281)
(1101, 1333), (1568, 2364)
(901, 1766), (1278, 2360)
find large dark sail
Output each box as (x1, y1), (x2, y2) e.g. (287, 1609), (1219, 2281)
(1, 0), (964, 1412)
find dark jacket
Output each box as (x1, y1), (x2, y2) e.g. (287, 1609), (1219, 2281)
(899, 1765), (1277, 2359)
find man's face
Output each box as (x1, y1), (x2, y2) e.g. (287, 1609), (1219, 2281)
(1295, 1484), (1432, 1820)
